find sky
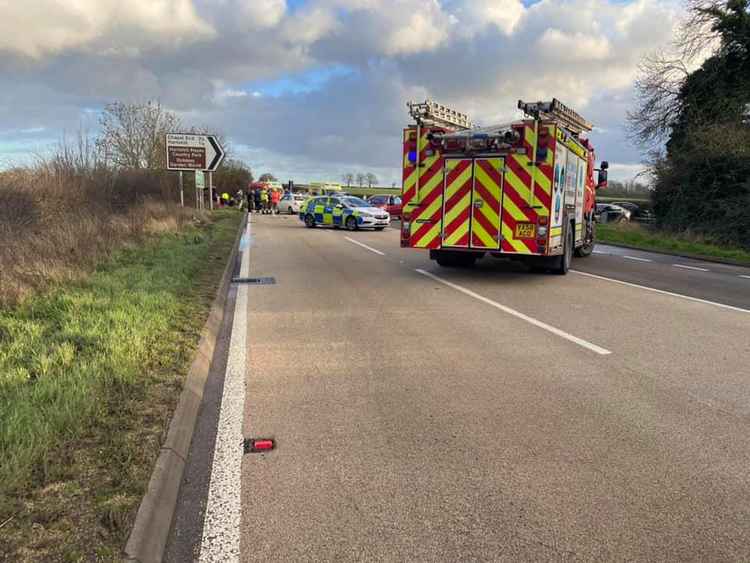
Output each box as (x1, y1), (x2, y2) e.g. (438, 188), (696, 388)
(0, 0), (682, 185)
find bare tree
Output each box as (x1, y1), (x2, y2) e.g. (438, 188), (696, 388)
(627, 0), (730, 149)
(259, 173), (277, 182)
(627, 52), (689, 147)
(365, 173), (378, 188)
(342, 173), (354, 187)
(356, 173), (365, 187)
(97, 100), (181, 169)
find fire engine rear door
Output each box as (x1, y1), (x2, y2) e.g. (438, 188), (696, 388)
(441, 158), (473, 248)
(470, 158), (503, 250)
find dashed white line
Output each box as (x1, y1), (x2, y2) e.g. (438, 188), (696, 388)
(199, 221), (250, 562)
(740, 275), (750, 280)
(345, 237), (385, 256)
(623, 255), (653, 263)
(673, 263), (710, 272)
(592, 250), (606, 254)
(416, 269), (612, 355)
(572, 270), (750, 314)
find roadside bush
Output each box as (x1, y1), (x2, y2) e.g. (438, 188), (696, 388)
(0, 157), (195, 306)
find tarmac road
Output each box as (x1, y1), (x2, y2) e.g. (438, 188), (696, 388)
(167, 214), (750, 562)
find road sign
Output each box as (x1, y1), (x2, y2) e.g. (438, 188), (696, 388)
(195, 170), (205, 189)
(166, 133), (225, 171)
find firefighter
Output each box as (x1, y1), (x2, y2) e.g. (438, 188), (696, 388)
(260, 188), (269, 213)
(270, 188), (281, 214)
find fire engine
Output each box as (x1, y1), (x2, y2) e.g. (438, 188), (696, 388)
(400, 99), (608, 274)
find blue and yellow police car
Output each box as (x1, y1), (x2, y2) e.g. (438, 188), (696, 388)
(299, 196), (390, 230)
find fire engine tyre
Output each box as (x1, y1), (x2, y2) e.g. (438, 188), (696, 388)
(304, 214), (316, 228)
(551, 227), (573, 275)
(346, 216), (358, 231)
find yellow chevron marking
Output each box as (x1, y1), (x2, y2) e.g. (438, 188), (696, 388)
(414, 222), (441, 248)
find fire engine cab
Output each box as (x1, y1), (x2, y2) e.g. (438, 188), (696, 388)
(400, 99), (608, 274)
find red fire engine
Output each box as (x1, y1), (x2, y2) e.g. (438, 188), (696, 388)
(400, 99), (608, 274)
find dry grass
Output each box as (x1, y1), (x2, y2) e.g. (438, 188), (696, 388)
(0, 160), (198, 306)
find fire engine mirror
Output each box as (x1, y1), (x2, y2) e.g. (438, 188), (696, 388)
(597, 169), (608, 189)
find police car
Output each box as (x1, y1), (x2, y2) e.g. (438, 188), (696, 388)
(300, 196), (390, 230)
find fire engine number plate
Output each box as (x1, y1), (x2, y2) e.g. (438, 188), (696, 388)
(514, 223), (536, 239)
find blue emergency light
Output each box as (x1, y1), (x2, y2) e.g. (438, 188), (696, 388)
(407, 150), (417, 163)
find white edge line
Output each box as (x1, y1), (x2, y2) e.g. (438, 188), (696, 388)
(416, 269), (612, 355)
(623, 255), (652, 262)
(345, 237), (385, 256)
(199, 221), (250, 562)
(673, 263), (709, 272)
(740, 275), (750, 280)
(571, 269), (750, 314)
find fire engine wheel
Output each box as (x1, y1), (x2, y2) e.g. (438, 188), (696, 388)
(304, 214), (316, 228)
(346, 216), (358, 231)
(552, 227), (573, 275)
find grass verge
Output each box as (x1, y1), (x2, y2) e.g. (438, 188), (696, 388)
(0, 209), (242, 561)
(597, 222), (750, 266)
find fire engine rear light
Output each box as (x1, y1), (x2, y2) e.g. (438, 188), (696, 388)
(538, 216), (549, 225)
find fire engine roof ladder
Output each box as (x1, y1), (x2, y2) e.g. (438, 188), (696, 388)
(407, 100), (472, 205)
(517, 98), (593, 135)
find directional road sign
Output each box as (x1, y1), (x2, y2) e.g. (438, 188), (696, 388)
(166, 133), (225, 171)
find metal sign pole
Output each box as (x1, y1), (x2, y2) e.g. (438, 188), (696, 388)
(208, 172), (214, 211)
(179, 171), (184, 207)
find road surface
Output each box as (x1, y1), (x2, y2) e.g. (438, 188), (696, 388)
(167, 214), (750, 562)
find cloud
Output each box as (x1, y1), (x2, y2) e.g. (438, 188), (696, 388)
(0, 0), (214, 58)
(0, 0), (683, 183)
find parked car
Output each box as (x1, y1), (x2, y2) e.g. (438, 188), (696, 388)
(595, 203), (631, 223)
(279, 192), (309, 214)
(368, 194), (402, 218)
(611, 201), (655, 222)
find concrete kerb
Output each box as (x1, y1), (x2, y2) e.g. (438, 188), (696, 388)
(123, 212), (247, 563)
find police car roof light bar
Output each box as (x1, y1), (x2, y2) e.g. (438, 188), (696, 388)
(407, 100), (472, 130)
(517, 98), (593, 134)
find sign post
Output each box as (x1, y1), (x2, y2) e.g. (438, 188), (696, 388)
(179, 171), (184, 207)
(196, 170), (205, 210)
(208, 172), (214, 211)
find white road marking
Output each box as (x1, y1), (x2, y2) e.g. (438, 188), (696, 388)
(199, 220), (250, 562)
(739, 275), (750, 280)
(416, 269), (612, 355)
(623, 255), (652, 263)
(673, 263), (710, 272)
(592, 250), (605, 254)
(345, 237), (385, 256)
(572, 270), (750, 314)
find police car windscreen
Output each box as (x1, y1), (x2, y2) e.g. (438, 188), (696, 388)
(342, 197), (371, 208)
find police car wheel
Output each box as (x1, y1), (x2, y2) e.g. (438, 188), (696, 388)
(346, 216), (358, 231)
(288, 207), (294, 215)
(304, 214), (316, 228)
